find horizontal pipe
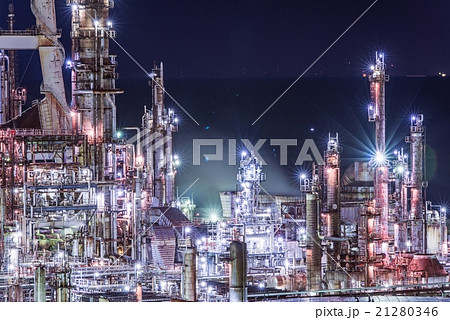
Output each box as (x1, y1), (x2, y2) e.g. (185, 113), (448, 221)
(248, 281), (450, 298)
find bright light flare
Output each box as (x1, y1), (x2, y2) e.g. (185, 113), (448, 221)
(372, 151), (387, 167)
(395, 165), (404, 174)
(375, 152), (385, 163)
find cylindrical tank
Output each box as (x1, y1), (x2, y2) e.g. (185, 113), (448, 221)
(267, 273), (306, 291)
(34, 265), (46, 302)
(229, 241), (247, 302)
(181, 247), (197, 301)
(267, 275), (288, 290)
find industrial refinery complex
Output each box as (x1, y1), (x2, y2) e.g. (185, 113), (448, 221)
(0, 0), (448, 303)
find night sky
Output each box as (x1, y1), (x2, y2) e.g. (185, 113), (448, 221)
(1, 0), (450, 214)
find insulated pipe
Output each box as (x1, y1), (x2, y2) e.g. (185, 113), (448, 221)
(56, 268), (70, 302)
(34, 265), (46, 302)
(181, 247), (197, 301)
(229, 241), (247, 302)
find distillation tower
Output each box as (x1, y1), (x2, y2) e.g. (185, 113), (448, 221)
(301, 168), (322, 291)
(323, 134), (341, 270)
(406, 115), (425, 252)
(68, 0), (123, 257)
(367, 52), (390, 266)
(142, 62), (178, 207)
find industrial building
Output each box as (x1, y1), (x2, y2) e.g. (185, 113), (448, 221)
(0, 0), (448, 302)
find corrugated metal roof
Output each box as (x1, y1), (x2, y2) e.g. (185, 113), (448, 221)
(0, 104), (41, 129)
(151, 226), (176, 269)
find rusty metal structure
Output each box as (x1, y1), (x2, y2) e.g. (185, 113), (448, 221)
(0, 1), (182, 302)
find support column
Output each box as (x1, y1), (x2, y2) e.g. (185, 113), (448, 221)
(56, 267), (70, 302)
(181, 247), (197, 301)
(229, 241), (247, 302)
(34, 265), (46, 302)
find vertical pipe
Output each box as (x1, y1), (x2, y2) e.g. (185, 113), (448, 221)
(136, 283), (142, 302)
(181, 247), (197, 301)
(165, 128), (174, 205)
(0, 51), (8, 124)
(135, 168), (142, 261)
(229, 241), (247, 302)
(306, 192), (321, 291)
(8, 4), (18, 120)
(0, 188), (4, 259)
(72, 239), (79, 257)
(34, 265), (46, 302)
(56, 268), (70, 302)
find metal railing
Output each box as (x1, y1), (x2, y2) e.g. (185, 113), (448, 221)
(0, 128), (85, 139)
